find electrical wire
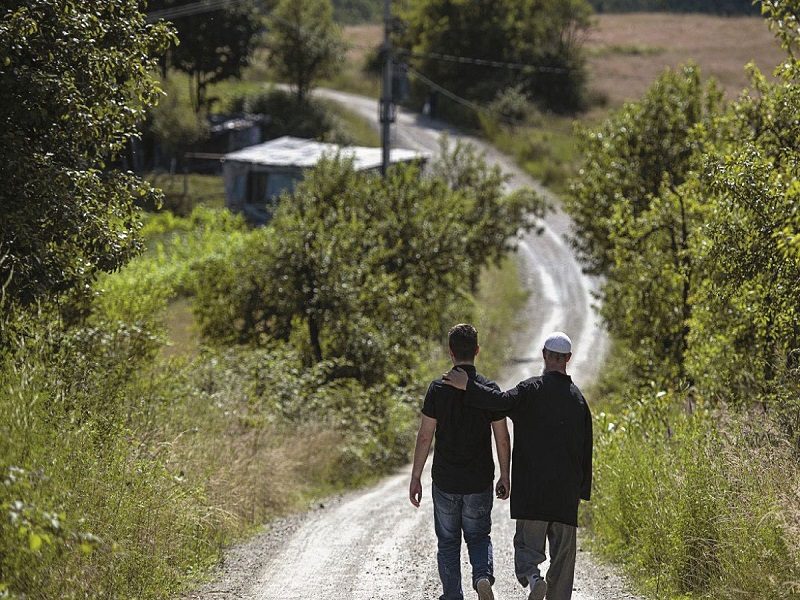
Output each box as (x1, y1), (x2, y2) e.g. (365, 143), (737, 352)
(397, 49), (575, 74)
(145, 0), (256, 23)
(399, 63), (533, 128)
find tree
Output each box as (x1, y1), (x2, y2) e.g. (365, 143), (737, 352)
(148, 0), (262, 113)
(567, 64), (725, 276)
(192, 147), (544, 382)
(263, 0), (347, 104)
(398, 0), (592, 116)
(565, 0), (800, 420)
(0, 1), (173, 314)
(428, 135), (551, 290)
(685, 5), (800, 410)
(565, 64), (727, 378)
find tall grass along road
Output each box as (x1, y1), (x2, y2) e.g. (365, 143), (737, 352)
(188, 92), (633, 600)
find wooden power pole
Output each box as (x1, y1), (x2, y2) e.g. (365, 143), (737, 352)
(380, 0), (393, 176)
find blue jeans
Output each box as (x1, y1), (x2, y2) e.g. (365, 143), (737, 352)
(432, 482), (494, 600)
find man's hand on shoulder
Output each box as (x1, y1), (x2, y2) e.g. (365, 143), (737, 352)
(442, 367), (468, 390)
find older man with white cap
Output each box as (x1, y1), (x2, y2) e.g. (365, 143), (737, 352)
(443, 331), (593, 600)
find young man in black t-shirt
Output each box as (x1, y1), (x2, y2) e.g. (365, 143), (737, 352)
(409, 323), (511, 600)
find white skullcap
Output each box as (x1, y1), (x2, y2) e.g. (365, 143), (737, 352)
(543, 331), (572, 354)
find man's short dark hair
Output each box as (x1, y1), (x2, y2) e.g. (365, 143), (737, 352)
(449, 323), (478, 362)
(543, 349), (570, 362)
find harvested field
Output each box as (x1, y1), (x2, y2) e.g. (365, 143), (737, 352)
(586, 13), (785, 107)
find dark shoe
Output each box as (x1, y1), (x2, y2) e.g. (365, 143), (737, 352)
(528, 576), (547, 600)
(476, 578), (494, 600)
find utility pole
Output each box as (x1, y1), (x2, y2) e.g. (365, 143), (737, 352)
(380, 0), (393, 176)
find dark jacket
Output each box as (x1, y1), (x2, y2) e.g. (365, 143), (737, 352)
(463, 370), (592, 526)
(422, 364), (504, 494)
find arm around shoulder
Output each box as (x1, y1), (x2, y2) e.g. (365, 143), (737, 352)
(464, 379), (519, 412)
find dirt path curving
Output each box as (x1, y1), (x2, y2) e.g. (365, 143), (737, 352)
(187, 92), (639, 600)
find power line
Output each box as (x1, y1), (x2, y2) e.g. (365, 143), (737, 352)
(396, 49), (575, 74)
(145, 0), (254, 23)
(400, 63), (530, 127)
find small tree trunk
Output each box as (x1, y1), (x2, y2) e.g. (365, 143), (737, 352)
(308, 314), (323, 363)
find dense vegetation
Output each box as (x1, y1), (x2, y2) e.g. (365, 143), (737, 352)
(568, 1), (800, 596)
(396, 0), (593, 121)
(0, 0), (172, 314)
(3, 0), (799, 597)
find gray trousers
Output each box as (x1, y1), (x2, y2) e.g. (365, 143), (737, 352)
(514, 519), (577, 600)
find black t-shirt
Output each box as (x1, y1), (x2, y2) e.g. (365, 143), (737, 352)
(421, 364), (504, 494)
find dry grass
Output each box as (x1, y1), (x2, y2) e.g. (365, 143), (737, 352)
(173, 422), (345, 527)
(585, 13), (786, 110)
(344, 23), (383, 63)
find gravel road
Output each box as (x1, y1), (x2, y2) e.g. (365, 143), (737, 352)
(187, 91), (640, 600)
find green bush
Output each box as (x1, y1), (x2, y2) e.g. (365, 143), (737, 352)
(227, 87), (354, 144)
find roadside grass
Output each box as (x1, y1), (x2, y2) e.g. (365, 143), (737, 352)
(472, 256), (530, 381)
(318, 97), (381, 146)
(591, 393), (800, 598)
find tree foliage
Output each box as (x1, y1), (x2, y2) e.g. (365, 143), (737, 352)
(0, 0), (173, 318)
(565, 64), (726, 378)
(566, 1), (800, 429)
(192, 141), (546, 383)
(263, 0), (347, 104)
(398, 0), (592, 116)
(147, 0), (262, 113)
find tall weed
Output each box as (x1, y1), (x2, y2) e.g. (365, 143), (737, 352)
(591, 389), (800, 598)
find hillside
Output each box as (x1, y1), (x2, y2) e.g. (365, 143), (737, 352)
(346, 13), (785, 111)
(585, 13), (784, 108)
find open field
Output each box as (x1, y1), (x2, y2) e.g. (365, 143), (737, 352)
(345, 13), (786, 110)
(585, 13), (785, 108)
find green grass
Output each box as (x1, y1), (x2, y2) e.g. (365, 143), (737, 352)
(473, 257), (530, 380)
(480, 112), (582, 196)
(590, 393), (800, 598)
(147, 172), (227, 215)
(586, 43), (666, 58)
(318, 97), (381, 146)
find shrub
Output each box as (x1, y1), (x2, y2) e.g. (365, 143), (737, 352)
(227, 88), (354, 144)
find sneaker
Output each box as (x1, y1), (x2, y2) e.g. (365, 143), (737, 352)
(476, 578), (494, 600)
(528, 576), (547, 600)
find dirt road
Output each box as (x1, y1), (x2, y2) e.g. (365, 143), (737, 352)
(188, 92), (638, 600)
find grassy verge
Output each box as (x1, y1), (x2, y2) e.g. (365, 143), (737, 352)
(590, 388), (800, 598)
